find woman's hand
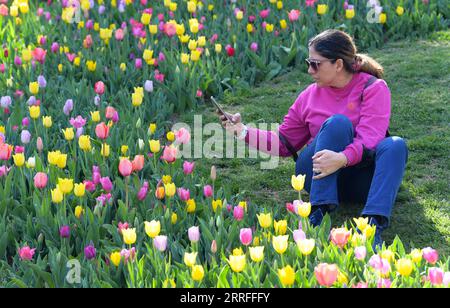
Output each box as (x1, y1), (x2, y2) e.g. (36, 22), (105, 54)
(312, 150), (348, 180)
(218, 111), (245, 136)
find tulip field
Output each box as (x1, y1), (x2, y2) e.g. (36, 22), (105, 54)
(0, 0), (449, 288)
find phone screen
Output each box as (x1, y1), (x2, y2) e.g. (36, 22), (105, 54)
(211, 97), (233, 122)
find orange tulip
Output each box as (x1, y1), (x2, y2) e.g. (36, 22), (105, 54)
(132, 155), (145, 172)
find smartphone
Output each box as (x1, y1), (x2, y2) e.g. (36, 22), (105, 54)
(211, 96), (234, 123)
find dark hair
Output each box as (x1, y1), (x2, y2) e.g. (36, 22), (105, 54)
(308, 29), (384, 79)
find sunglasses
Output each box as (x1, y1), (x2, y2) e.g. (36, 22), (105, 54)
(305, 58), (336, 71)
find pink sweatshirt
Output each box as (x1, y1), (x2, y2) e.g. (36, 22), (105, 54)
(244, 72), (391, 166)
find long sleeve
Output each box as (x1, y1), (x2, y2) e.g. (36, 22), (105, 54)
(244, 96), (310, 157)
(342, 80), (391, 166)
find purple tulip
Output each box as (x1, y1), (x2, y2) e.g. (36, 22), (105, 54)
(144, 80), (154, 92)
(94, 95), (101, 106)
(293, 229), (306, 243)
(84, 243), (96, 260)
(135, 58), (143, 69)
(188, 226), (200, 243)
(177, 188), (190, 202)
(98, 5), (105, 14)
(59, 225), (70, 238)
(137, 181), (149, 201)
(100, 177), (113, 192)
(76, 127), (84, 138)
(22, 117), (30, 127)
(153, 235), (168, 252)
(183, 161), (195, 175)
(37, 75), (47, 88)
(14, 56), (22, 66)
(92, 166), (101, 185)
(63, 99), (73, 116)
(51, 42), (59, 53)
(27, 96), (36, 106)
(354, 246), (367, 260)
(20, 130), (31, 144)
(250, 42), (258, 52)
(0, 96), (11, 109)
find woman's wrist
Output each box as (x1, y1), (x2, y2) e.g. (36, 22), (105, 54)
(338, 152), (348, 168)
(236, 124), (248, 140)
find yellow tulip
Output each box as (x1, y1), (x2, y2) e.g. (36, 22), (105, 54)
(337, 270), (349, 285)
(13, 153), (25, 167)
(121, 145), (129, 155)
(120, 63), (126, 71)
(29, 82), (39, 95)
(249, 246), (264, 263)
(363, 224), (376, 239)
(233, 247), (244, 256)
(164, 183), (176, 197)
(79, 135), (92, 151)
(353, 217), (369, 231)
(42, 116), (52, 128)
(396, 258), (413, 277)
(265, 23), (274, 33)
(171, 212), (178, 224)
(396, 6), (404, 16)
(101, 143), (110, 157)
(197, 36), (206, 47)
(379, 13), (387, 24)
(181, 53), (189, 64)
(29, 106), (40, 119)
(184, 251), (198, 267)
(62, 128), (74, 141)
(186, 199), (196, 213)
(149, 123), (157, 134)
(167, 131), (175, 142)
(75, 206), (84, 218)
(272, 235), (289, 254)
(257, 213), (272, 229)
(381, 249), (395, 263)
(58, 178), (74, 194)
(144, 220), (161, 238)
(212, 199), (223, 213)
(190, 50), (201, 62)
(291, 174), (305, 191)
(247, 24), (253, 33)
(86, 60), (97, 72)
(410, 249), (422, 263)
(149, 25), (158, 34)
(297, 202), (311, 218)
(149, 140), (160, 153)
(297, 239), (315, 256)
(74, 183), (85, 197)
(345, 9), (355, 19)
(122, 228), (137, 245)
(169, 2), (177, 11)
(110, 252), (121, 267)
(280, 19), (287, 29)
(274, 220), (287, 235)
(187, 1), (196, 13)
(191, 265), (204, 281)
(132, 93), (143, 107)
(22, 49), (32, 62)
(215, 44), (222, 53)
(236, 11), (243, 20)
(317, 4), (328, 15)
(141, 13), (151, 25)
(228, 255), (246, 273)
(91, 111), (100, 122)
(278, 265), (295, 287)
(162, 175), (172, 184)
(56, 153), (67, 169)
(51, 187), (63, 203)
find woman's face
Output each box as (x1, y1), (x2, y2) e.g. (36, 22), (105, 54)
(307, 47), (339, 87)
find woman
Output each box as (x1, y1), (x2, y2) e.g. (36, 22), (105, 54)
(219, 29), (408, 250)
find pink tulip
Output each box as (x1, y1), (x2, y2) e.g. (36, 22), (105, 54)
(422, 247), (439, 264)
(233, 206), (244, 221)
(153, 235), (168, 252)
(135, 58), (143, 69)
(18, 246), (36, 261)
(0, 4), (8, 16)
(368, 255), (391, 276)
(69, 115), (86, 129)
(0, 63), (5, 74)
(259, 9), (270, 19)
(305, 0), (316, 7)
(177, 188), (190, 202)
(137, 181), (149, 201)
(0, 143), (12, 160)
(353, 282), (368, 288)
(288, 9), (300, 22)
(428, 267), (444, 286)
(59, 225), (70, 238)
(119, 159), (133, 177)
(175, 128), (191, 144)
(203, 185), (213, 198)
(37, 137), (43, 152)
(188, 226), (200, 243)
(183, 161), (195, 175)
(32, 48), (47, 64)
(84, 180), (96, 192)
(100, 177), (113, 192)
(132, 155), (145, 172)
(250, 42), (258, 52)
(94, 81), (105, 95)
(92, 166), (101, 185)
(443, 272), (450, 287)
(239, 228), (252, 246)
(314, 263), (338, 287)
(51, 42), (59, 53)
(0, 165), (10, 177)
(105, 106), (116, 119)
(286, 202), (295, 213)
(161, 145), (177, 163)
(377, 278), (392, 288)
(34, 172), (48, 189)
(354, 246), (367, 260)
(95, 122), (109, 140)
(115, 28), (125, 41)
(330, 228), (351, 248)
(293, 229), (306, 243)
(118, 222), (129, 234)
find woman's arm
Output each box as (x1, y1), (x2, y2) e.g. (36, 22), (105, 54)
(342, 80), (391, 166)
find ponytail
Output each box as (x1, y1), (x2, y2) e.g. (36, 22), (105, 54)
(354, 53), (384, 79)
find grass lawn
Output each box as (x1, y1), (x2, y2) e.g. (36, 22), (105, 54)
(177, 31), (450, 255)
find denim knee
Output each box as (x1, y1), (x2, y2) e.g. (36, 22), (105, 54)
(320, 114), (354, 137)
(376, 136), (408, 163)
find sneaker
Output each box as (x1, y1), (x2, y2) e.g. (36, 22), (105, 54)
(309, 207), (324, 227)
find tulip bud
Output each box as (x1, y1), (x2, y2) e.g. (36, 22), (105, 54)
(210, 165), (216, 181)
(211, 240), (217, 254)
(136, 118), (141, 129)
(37, 137), (43, 152)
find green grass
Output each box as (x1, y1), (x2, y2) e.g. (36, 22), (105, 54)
(177, 31), (450, 255)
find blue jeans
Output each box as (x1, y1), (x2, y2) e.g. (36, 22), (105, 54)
(295, 114), (408, 226)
